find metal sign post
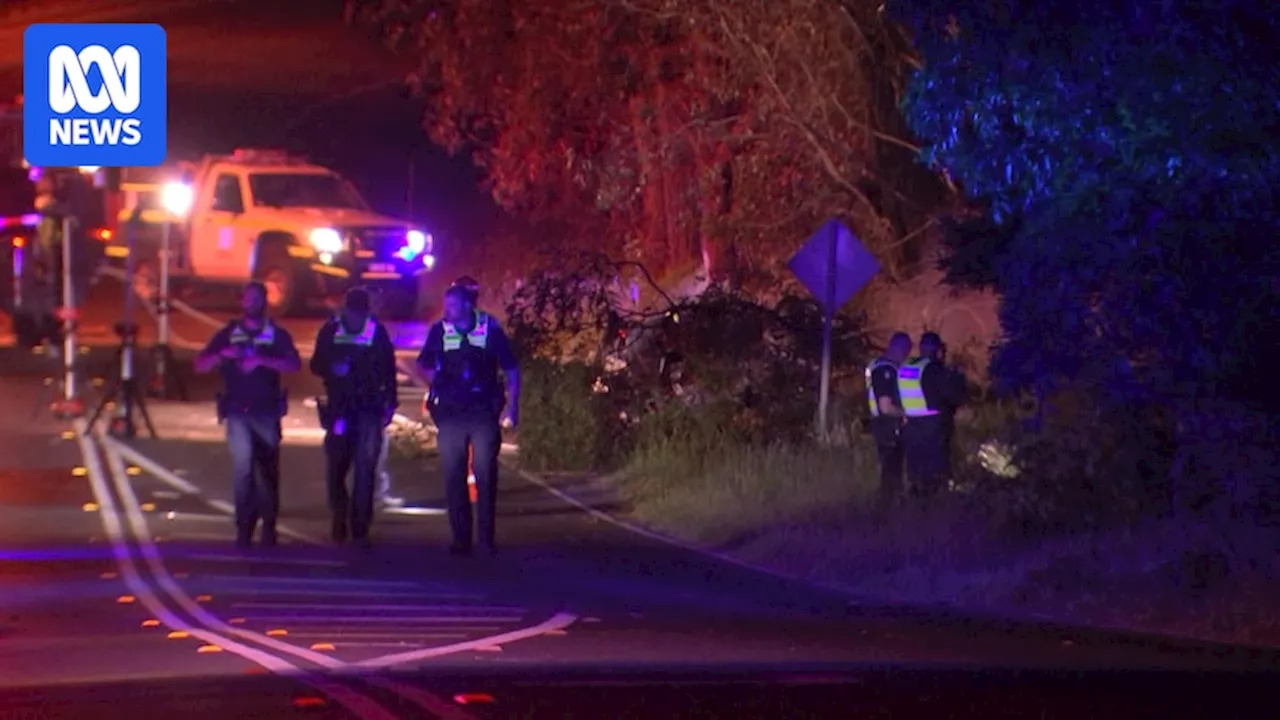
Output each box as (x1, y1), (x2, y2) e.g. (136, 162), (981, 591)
(148, 181), (192, 400)
(60, 216), (78, 406)
(817, 224), (837, 435)
(84, 209), (156, 438)
(158, 219), (171, 347)
(787, 219), (881, 439)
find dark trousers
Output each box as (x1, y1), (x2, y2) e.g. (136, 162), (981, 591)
(225, 414), (282, 540)
(436, 411), (501, 548)
(324, 409), (385, 540)
(901, 414), (951, 498)
(870, 417), (905, 507)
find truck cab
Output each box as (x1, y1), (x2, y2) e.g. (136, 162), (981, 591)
(109, 148), (435, 317)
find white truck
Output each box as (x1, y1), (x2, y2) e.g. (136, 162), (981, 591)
(104, 148), (435, 317)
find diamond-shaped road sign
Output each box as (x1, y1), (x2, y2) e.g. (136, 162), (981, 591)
(787, 219), (880, 314)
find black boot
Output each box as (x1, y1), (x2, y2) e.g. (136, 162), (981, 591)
(331, 515), (349, 543)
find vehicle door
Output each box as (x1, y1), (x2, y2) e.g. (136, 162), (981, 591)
(189, 172), (249, 279)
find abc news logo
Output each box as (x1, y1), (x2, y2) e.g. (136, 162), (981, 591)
(47, 44), (143, 147)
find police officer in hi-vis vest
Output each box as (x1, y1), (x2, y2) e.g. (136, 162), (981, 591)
(194, 281), (302, 547)
(416, 281), (520, 556)
(896, 332), (966, 498)
(866, 332), (912, 508)
(449, 276), (483, 498)
(310, 287), (399, 548)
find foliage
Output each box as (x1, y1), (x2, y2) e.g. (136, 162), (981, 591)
(504, 253), (871, 462)
(895, 0), (1280, 410)
(347, 0), (946, 290)
(516, 358), (628, 472)
(952, 398), (1173, 537)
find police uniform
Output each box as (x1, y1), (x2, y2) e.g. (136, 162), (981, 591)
(866, 356), (905, 506)
(310, 312), (398, 545)
(417, 309), (518, 554)
(896, 356), (963, 497)
(201, 318), (299, 546)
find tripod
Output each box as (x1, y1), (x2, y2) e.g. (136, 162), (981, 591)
(147, 222), (188, 400)
(84, 321), (157, 438)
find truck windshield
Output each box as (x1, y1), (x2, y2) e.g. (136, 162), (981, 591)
(247, 173), (368, 210)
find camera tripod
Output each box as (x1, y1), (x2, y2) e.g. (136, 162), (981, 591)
(84, 321), (157, 438)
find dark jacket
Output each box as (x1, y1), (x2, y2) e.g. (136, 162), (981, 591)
(309, 316), (398, 414)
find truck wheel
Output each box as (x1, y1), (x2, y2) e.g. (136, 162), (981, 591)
(255, 247), (300, 316)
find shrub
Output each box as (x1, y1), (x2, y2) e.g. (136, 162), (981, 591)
(504, 254), (873, 463)
(516, 358), (627, 473)
(952, 394), (1174, 537)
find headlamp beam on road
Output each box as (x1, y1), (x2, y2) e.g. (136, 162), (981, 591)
(160, 182), (193, 217)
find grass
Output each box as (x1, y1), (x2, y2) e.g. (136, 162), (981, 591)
(622, 433), (881, 548)
(612, 431), (1280, 649)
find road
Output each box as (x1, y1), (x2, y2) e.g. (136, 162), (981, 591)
(3, 348), (1280, 715)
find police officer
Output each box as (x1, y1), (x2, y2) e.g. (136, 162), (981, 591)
(867, 332), (912, 508)
(897, 332), (966, 498)
(449, 276), (483, 493)
(310, 287), (399, 548)
(193, 281), (302, 547)
(416, 281), (520, 556)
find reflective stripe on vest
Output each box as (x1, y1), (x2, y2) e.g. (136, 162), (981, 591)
(865, 358), (897, 416)
(229, 320), (275, 345)
(442, 311), (488, 351)
(333, 317), (376, 346)
(896, 358), (939, 417)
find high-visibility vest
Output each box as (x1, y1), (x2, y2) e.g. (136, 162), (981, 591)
(333, 317), (376, 346)
(865, 358), (898, 416)
(896, 358), (939, 417)
(229, 320), (275, 346)
(442, 311), (488, 351)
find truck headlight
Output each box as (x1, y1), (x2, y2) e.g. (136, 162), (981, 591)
(309, 227), (343, 254)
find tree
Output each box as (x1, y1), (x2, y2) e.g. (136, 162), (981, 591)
(895, 0), (1280, 408)
(347, 0), (945, 296)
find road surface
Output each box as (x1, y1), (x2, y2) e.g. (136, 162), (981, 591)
(3, 364), (1280, 713)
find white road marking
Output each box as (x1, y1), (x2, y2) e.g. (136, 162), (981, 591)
(353, 613), (579, 669)
(104, 437), (323, 543)
(162, 512), (235, 522)
(102, 426), (580, 669)
(74, 422), (402, 720)
(382, 506), (448, 516)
